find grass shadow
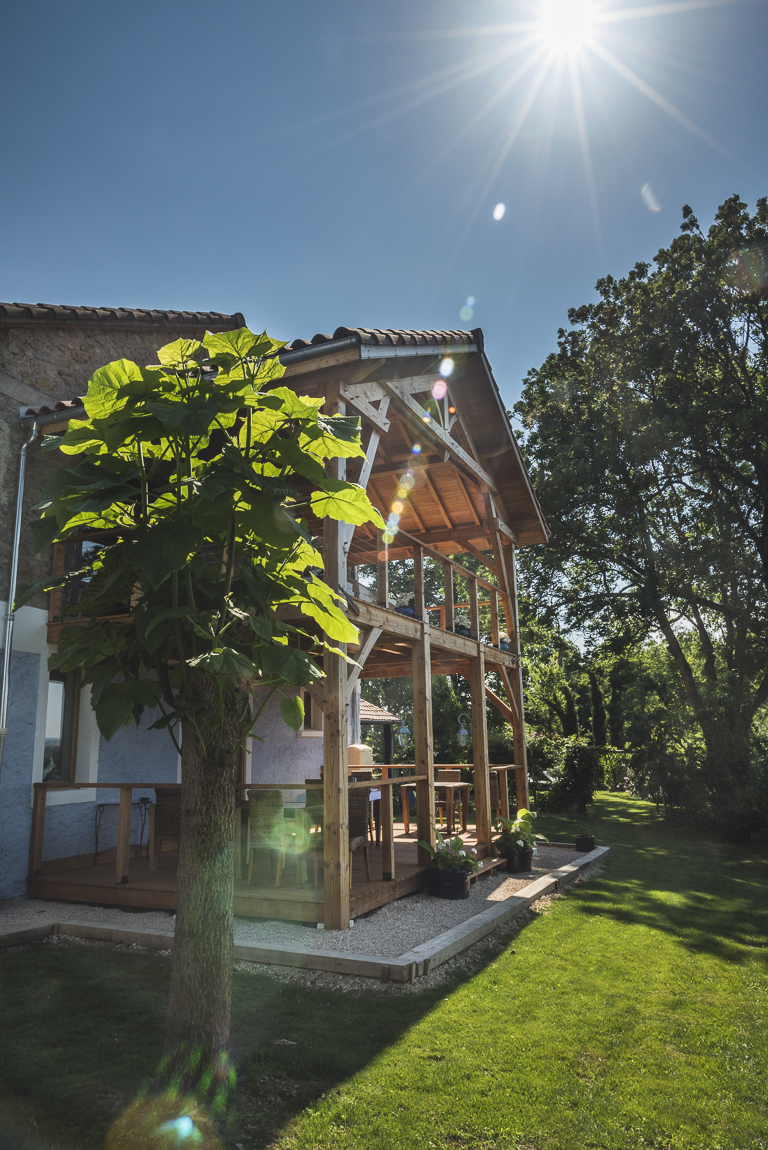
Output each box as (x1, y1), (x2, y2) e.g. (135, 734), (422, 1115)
(536, 793), (768, 966)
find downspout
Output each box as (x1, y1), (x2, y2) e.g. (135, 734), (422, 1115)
(0, 424), (39, 781)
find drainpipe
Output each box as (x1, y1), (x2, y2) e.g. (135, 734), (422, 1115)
(0, 424), (40, 781)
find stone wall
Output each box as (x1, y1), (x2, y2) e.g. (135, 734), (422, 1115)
(0, 321), (216, 605)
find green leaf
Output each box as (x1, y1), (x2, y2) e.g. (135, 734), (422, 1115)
(272, 439), (327, 485)
(84, 359), (145, 420)
(249, 615), (273, 640)
(310, 483), (385, 528)
(280, 694), (304, 732)
(260, 644), (323, 685)
(146, 400), (224, 436)
(155, 338), (202, 367)
(202, 327), (263, 361)
(188, 647), (258, 678)
(30, 515), (62, 554)
(132, 526), (203, 588)
(94, 679), (163, 741)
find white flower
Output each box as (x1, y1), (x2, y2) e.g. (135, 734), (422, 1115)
(470, 848), (477, 855)
(459, 850), (466, 857)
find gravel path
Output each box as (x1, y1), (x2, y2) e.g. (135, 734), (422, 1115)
(0, 846), (581, 960)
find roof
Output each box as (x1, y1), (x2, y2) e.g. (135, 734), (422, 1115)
(360, 700), (401, 725)
(282, 326), (479, 355)
(0, 302), (244, 331)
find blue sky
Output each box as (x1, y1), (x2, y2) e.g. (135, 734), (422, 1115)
(1, 0), (766, 407)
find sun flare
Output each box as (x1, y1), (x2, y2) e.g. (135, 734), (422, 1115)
(537, 0), (598, 55)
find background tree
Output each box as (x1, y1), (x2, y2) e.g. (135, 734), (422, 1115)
(516, 195), (768, 825)
(20, 328), (382, 1088)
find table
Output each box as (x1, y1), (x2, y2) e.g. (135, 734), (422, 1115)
(399, 780), (469, 836)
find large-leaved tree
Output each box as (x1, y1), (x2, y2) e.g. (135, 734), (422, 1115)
(516, 195), (768, 822)
(21, 326), (383, 1086)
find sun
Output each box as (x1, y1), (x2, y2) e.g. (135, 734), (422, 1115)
(536, 0), (598, 55)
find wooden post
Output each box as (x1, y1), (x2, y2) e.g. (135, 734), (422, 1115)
(490, 588), (500, 648)
(323, 385), (351, 930)
(377, 530), (389, 608)
(469, 576), (480, 639)
(116, 785), (132, 883)
(412, 624), (435, 866)
(412, 543), (424, 620)
(469, 649), (491, 848)
(381, 783), (395, 880)
(28, 784), (47, 877)
(501, 542), (530, 810)
(443, 561), (454, 632)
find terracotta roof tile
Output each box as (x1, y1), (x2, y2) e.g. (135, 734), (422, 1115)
(0, 301), (244, 330)
(283, 326), (482, 353)
(360, 699), (401, 724)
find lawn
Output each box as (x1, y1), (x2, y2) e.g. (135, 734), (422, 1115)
(1, 793), (766, 1150)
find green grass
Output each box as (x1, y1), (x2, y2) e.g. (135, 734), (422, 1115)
(1, 794), (767, 1150)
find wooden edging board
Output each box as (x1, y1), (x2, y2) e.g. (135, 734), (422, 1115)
(0, 846), (610, 983)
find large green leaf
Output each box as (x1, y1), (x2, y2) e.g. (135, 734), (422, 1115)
(30, 515), (63, 555)
(188, 646), (258, 678)
(84, 359), (145, 420)
(260, 644), (322, 684)
(300, 578), (359, 643)
(310, 483), (385, 527)
(155, 338), (202, 367)
(132, 526), (203, 588)
(94, 679), (163, 741)
(280, 694), (304, 731)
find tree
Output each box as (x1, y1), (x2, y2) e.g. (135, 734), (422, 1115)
(20, 327), (383, 1088)
(516, 194), (768, 820)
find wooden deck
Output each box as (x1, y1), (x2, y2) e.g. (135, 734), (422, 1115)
(27, 825), (481, 923)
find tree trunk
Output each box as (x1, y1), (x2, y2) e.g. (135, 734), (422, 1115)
(161, 666), (246, 1090)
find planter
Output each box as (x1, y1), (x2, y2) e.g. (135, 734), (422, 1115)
(454, 626), (471, 637)
(427, 868), (471, 900)
(395, 606), (416, 616)
(504, 850), (533, 873)
(574, 835), (595, 852)
(499, 641), (509, 651)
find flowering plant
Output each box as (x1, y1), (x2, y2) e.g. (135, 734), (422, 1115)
(495, 808), (548, 855)
(418, 831), (479, 872)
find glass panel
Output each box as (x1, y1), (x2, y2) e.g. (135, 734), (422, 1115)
(44, 679), (65, 780)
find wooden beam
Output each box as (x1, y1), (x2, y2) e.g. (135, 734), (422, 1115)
(485, 684), (514, 724)
(460, 541), (500, 581)
(323, 385), (351, 930)
(376, 530), (389, 608)
(381, 380), (498, 495)
(412, 543), (425, 619)
(442, 561), (454, 632)
(469, 648), (491, 848)
(346, 627), (382, 700)
(412, 625), (435, 865)
(339, 386), (390, 434)
(469, 577), (480, 639)
(423, 471), (453, 530)
(341, 399), (389, 556)
(454, 470), (481, 526)
(28, 786), (47, 878)
(380, 784), (395, 881)
(501, 542), (530, 811)
(116, 786), (132, 884)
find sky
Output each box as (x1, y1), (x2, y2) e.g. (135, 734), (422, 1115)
(1, 0), (766, 409)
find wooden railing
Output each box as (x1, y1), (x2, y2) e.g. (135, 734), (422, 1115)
(365, 525), (512, 647)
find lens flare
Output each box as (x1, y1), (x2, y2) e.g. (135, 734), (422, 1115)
(439, 357), (454, 377)
(466, 295), (476, 307)
(400, 472), (415, 490)
(641, 183), (662, 213)
(431, 378), (448, 400)
(493, 203), (506, 220)
(392, 500), (404, 515)
(460, 305), (474, 321)
(412, 442), (422, 454)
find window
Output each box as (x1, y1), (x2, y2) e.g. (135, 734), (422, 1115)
(299, 689), (323, 736)
(43, 670), (79, 781)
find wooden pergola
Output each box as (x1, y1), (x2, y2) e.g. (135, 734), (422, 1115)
(278, 326), (550, 929)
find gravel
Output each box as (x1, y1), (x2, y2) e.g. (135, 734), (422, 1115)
(0, 846), (581, 959)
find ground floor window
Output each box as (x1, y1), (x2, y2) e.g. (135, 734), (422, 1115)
(43, 670), (79, 781)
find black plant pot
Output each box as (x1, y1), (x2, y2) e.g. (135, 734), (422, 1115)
(454, 626), (471, 637)
(574, 835), (595, 852)
(505, 850), (533, 873)
(396, 606), (416, 616)
(427, 868), (471, 899)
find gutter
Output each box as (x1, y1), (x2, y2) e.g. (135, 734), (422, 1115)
(20, 407), (86, 432)
(0, 424), (40, 780)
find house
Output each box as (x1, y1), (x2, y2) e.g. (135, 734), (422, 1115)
(0, 302), (549, 930)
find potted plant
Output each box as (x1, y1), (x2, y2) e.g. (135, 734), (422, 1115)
(453, 613), (472, 637)
(418, 831), (479, 899)
(395, 594), (416, 617)
(494, 808), (548, 873)
(574, 824), (596, 852)
(498, 632), (510, 651)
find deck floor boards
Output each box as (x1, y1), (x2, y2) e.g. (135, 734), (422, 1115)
(27, 825), (482, 922)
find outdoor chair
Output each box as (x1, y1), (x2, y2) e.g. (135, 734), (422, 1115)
(435, 769), (461, 828)
(149, 786), (181, 870)
(246, 789), (300, 887)
(348, 788), (372, 883)
(349, 769), (376, 841)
